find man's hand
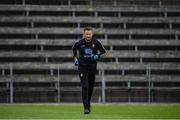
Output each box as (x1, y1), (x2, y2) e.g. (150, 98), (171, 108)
(91, 54), (98, 61)
(74, 58), (79, 66)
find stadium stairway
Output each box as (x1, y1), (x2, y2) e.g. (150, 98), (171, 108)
(0, 0), (180, 103)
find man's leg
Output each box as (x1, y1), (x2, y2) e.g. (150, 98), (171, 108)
(78, 66), (90, 113)
(88, 64), (96, 109)
(88, 74), (95, 104)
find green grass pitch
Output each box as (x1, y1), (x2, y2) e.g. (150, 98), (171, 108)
(0, 104), (179, 119)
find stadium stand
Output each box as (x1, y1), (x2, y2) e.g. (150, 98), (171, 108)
(0, 0), (180, 103)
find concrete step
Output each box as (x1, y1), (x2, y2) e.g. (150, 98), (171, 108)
(0, 62), (179, 70)
(0, 16), (180, 23)
(0, 4), (180, 12)
(0, 75), (179, 83)
(0, 50), (179, 58)
(0, 39), (180, 46)
(0, 27), (179, 34)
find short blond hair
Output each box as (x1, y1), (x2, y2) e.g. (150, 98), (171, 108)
(84, 26), (92, 32)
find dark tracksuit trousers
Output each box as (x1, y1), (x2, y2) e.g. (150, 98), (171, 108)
(78, 63), (97, 109)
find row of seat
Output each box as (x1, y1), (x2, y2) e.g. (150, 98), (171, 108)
(1, 22), (180, 29)
(0, 11), (180, 17)
(1, 74), (180, 82)
(0, 38), (179, 44)
(0, 0), (180, 6)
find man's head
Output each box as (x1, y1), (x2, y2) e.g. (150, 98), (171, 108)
(83, 26), (93, 42)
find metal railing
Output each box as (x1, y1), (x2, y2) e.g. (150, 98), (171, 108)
(1, 64), (179, 103)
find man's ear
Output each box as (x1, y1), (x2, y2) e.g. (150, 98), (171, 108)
(82, 34), (85, 38)
(90, 32), (93, 38)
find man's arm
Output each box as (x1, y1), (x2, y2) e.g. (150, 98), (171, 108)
(97, 40), (106, 58)
(72, 41), (79, 65)
(72, 41), (78, 58)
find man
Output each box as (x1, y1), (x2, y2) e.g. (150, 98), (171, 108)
(72, 26), (106, 114)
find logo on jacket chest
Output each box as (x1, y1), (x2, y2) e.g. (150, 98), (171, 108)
(84, 48), (92, 55)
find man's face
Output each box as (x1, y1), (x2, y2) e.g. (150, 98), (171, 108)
(84, 30), (93, 42)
